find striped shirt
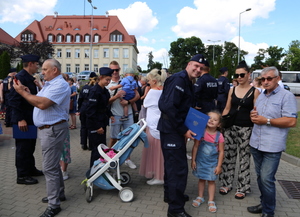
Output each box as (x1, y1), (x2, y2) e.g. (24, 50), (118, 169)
(33, 74), (70, 127)
(250, 86), (298, 152)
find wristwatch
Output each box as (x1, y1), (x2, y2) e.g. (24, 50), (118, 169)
(266, 118), (271, 126)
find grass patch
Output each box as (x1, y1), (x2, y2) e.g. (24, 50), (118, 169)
(286, 112), (300, 158)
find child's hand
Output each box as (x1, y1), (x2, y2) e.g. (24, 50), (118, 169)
(191, 161), (196, 170)
(214, 166), (222, 175)
(109, 86), (115, 91)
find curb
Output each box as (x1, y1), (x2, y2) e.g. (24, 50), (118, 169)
(281, 152), (300, 167)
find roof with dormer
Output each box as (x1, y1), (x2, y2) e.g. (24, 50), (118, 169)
(15, 15), (137, 45)
(0, 28), (17, 45)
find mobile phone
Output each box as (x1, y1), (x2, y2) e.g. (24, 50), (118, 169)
(14, 76), (18, 85)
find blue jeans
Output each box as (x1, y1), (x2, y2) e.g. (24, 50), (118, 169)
(250, 147), (282, 216)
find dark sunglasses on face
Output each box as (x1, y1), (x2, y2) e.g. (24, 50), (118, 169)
(234, 73), (246, 78)
(113, 69), (120, 72)
(260, 76), (278, 82)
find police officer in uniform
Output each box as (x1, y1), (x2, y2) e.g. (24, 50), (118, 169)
(10, 54), (43, 185)
(2, 68), (17, 127)
(77, 72), (98, 150)
(194, 61), (218, 114)
(217, 67), (230, 113)
(86, 67), (115, 167)
(158, 54), (206, 217)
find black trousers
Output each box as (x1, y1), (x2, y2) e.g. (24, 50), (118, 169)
(15, 138), (37, 177)
(160, 132), (188, 213)
(89, 128), (107, 167)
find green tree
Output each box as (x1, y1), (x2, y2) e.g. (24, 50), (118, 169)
(0, 51), (11, 79)
(169, 36), (205, 72)
(251, 49), (266, 70)
(264, 46), (285, 69)
(147, 51), (154, 70)
(283, 40), (300, 71)
(150, 61), (163, 70)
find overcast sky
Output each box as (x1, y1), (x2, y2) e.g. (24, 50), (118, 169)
(1, 0), (299, 71)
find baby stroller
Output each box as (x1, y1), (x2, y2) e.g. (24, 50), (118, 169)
(82, 119), (148, 203)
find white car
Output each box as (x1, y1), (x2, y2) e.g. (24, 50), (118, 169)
(77, 71), (94, 81)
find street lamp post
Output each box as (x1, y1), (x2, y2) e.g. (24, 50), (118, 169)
(208, 40), (221, 64)
(87, 0), (97, 72)
(238, 8), (251, 63)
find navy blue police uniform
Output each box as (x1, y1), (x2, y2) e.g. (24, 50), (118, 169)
(85, 68), (113, 167)
(157, 69), (194, 214)
(217, 75), (230, 113)
(9, 55), (42, 183)
(194, 73), (218, 114)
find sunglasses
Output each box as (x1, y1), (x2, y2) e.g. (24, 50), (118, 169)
(234, 73), (246, 78)
(260, 76), (278, 82)
(113, 69), (120, 72)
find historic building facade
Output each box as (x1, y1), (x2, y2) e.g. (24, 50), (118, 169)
(14, 14), (139, 73)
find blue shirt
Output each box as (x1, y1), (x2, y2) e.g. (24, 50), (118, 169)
(120, 75), (137, 95)
(33, 75), (70, 127)
(249, 86), (298, 152)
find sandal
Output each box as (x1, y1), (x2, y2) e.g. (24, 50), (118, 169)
(219, 186), (232, 195)
(208, 201), (217, 213)
(235, 192), (245, 199)
(192, 196), (204, 208)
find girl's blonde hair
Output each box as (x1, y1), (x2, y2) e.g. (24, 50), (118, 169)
(207, 110), (222, 132)
(146, 68), (167, 86)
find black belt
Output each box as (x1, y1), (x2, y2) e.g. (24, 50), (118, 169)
(38, 120), (67, 130)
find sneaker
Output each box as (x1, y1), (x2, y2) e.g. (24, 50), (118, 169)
(62, 171), (69, 180)
(120, 116), (129, 121)
(147, 179), (164, 185)
(186, 154), (192, 160)
(125, 159), (137, 169)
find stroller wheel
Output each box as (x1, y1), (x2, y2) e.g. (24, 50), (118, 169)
(120, 172), (131, 185)
(119, 187), (134, 202)
(85, 186), (93, 203)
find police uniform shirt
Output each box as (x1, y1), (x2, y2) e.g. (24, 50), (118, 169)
(194, 73), (218, 106)
(217, 76), (230, 98)
(85, 83), (112, 130)
(9, 69), (37, 124)
(77, 84), (92, 113)
(157, 70), (194, 135)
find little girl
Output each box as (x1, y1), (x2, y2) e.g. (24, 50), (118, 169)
(191, 110), (224, 213)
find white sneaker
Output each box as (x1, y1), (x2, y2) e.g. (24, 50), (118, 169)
(186, 154), (192, 160)
(62, 171), (69, 180)
(147, 179), (164, 185)
(125, 160), (137, 169)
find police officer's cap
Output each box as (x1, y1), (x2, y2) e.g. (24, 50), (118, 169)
(99, 67), (113, 76)
(219, 67), (228, 74)
(21, 54), (40, 63)
(190, 54), (207, 65)
(89, 72), (97, 78)
(9, 68), (17, 73)
(203, 60), (210, 67)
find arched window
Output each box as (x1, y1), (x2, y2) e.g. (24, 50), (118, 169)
(94, 34), (100, 43)
(66, 34), (72, 43)
(110, 31), (123, 42)
(56, 34), (63, 43)
(75, 34), (81, 43)
(47, 34), (54, 42)
(84, 34), (90, 43)
(21, 30), (34, 42)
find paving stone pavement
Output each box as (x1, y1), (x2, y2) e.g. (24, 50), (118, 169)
(1, 119), (300, 217)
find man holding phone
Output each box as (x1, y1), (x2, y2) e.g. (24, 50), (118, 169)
(10, 54), (43, 185)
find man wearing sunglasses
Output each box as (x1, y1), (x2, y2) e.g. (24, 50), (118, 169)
(248, 66), (298, 217)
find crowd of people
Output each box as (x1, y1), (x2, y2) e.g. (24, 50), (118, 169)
(0, 53), (297, 217)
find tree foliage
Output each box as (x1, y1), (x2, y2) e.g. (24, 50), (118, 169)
(0, 51), (11, 79)
(147, 51), (154, 70)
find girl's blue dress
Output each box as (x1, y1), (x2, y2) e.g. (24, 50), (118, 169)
(192, 131), (220, 181)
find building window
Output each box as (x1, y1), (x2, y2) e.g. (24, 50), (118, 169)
(57, 49), (62, 58)
(110, 32), (123, 42)
(75, 64), (80, 73)
(47, 34), (53, 42)
(103, 63), (109, 67)
(94, 64), (98, 72)
(84, 34), (90, 43)
(84, 64), (89, 71)
(84, 49), (89, 58)
(56, 34), (62, 42)
(21, 33), (34, 42)
(75, 49), (80, 58)
(123, 64), (128, 71)
(103, 48), (109, 58)
(94, 35), (99, 42)
(113, 48), (119, 58)
(66, 34), (72, 42)
(75, 34), (81, 42)
(94, 49), (99, 58)
(66, 49), (71, 58)
(123, 48), (129, 58)
(66, 64), (71, 72)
